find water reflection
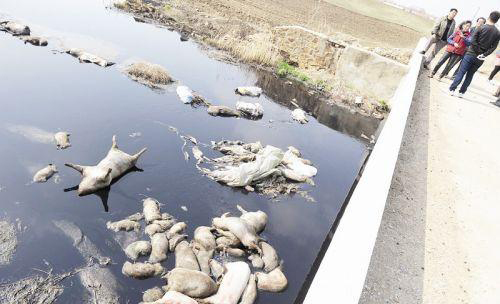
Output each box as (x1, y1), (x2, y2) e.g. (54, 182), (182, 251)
(64, 166), (144, 212)
(256, 71), (380, 139)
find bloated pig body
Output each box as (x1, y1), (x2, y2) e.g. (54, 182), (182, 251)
(65, 135), (146, 196)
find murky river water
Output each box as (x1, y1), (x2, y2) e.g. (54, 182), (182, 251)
(0, 0), (379, 303)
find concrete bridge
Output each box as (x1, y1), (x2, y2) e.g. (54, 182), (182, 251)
(303, 38), (500, 304)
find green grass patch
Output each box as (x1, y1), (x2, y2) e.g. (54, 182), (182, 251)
(378, 99), (390, 112)
(276, 61), (310, 82)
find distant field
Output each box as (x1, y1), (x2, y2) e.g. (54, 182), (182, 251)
(325, 0), (434, 35)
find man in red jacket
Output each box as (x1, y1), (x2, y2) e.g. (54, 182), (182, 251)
(429, 21), (471, 80)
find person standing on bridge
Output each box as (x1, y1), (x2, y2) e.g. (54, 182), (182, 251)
(429, 20), (471, 81)
(449, 11), (500, 98)
(487, 50), (500, 84)
(450, 17), (486, 79)
(420, 8), (458, 69)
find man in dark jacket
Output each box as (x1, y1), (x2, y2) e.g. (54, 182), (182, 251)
(449, 11), (500, 97)
(450, 17), (486, 79)
(420, 8), (458, 69)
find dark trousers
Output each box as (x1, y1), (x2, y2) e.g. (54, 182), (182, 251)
(452, 58), (464, 78)
(432, 52), (462, 77)
(450, 54), (484, 93)
(489, 65), (500, 80)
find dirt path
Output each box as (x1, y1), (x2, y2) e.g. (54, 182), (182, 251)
(423, 74), (500, 304)
(360, 71), (500, 303)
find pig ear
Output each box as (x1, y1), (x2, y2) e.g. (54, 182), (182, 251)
(65, 163), (85, 174)
(221, 212), (231, 218)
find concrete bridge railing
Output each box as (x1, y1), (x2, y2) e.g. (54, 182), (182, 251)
(302, 37), (427, 304)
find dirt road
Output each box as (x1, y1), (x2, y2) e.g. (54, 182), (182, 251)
(360, 71), (500, 303)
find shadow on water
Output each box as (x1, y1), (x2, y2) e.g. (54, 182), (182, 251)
(63, 166), (144, 212)
(256, 71), (381, 139)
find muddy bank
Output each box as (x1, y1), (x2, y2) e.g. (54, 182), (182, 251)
(256, 71), (380, 138)
(0, 219), (17, 266)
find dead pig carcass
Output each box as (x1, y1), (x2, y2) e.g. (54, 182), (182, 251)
(0, 21), (30, 36)
(235, 86), (262, 97)
(236, 101), (264, 118)
(65, 135), (146, 196)
(176, 85), (210, 106)
(33, 164), (58, 182)
(66, 49), (114, 67)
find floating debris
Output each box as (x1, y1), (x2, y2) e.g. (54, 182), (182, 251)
(207, 105), (241, 117)
(125, 240), (152, 261)
(107, 219), (141, 232)
(202, 261), (250, 304)
(54, 131), (71, 149)
(66, 48), (114, 67)
(33, 164), (58, 183)
(235, 86), (262, 97)
(0, 21), (30, 35)
(199, 141), (317, 200)
(156, 291), (197, 303)
(143, 197), (162, 223)
(19, 36), (47, 46)
(124, 61), (173, 89)
(143, 286), (165, 302)
(176, 86), (210, 106)
(240, 274), (257, 304)
(164, 268), (217, 298)
(122, 261), (164, 279)
(149, 233), (169, 263)
(129, 132), (142, 138)
(236, 101), (264, 118)
(181, 205), (188, 212)
(291, 108), (308, 124)
(65, 135), (146, 196)
(255, 266), (288, 292)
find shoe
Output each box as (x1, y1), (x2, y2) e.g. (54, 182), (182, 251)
(458, 92), (464, 98)
(419, 51), (425, 55)
(449, 90), (455, 96)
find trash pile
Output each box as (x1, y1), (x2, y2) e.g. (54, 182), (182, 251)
(165, 125), (318, 201)
(106, 197), (287, 303)
(200, 140), (317, 201)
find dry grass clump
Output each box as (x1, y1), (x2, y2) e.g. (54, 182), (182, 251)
(124, 62), (174, 89)
(207, 30), (280, 67)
